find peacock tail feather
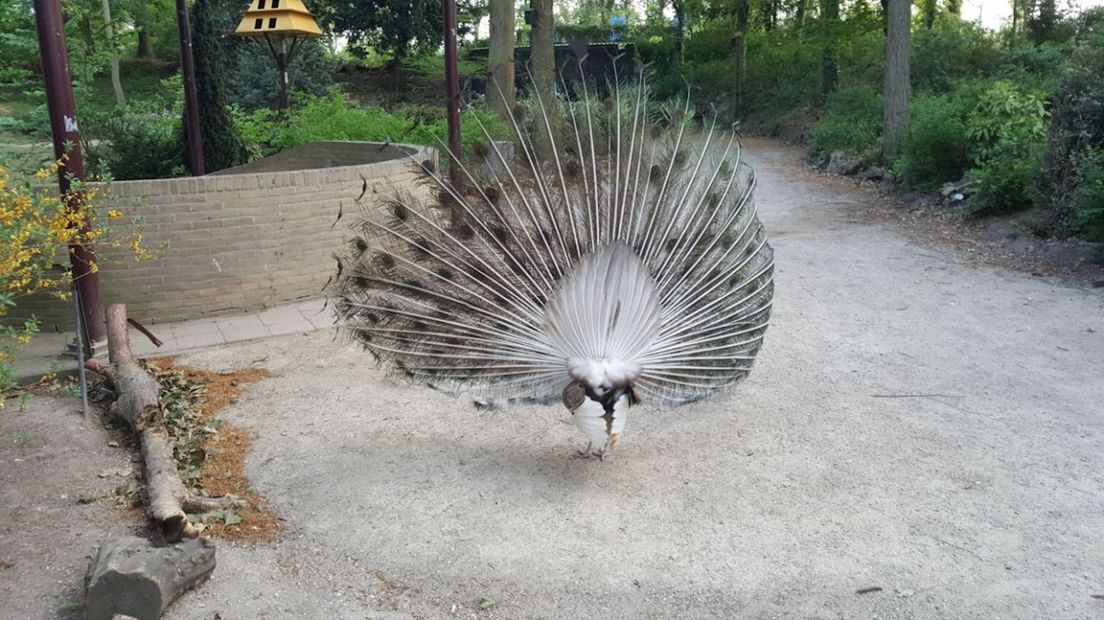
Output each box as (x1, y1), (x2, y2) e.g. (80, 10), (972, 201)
(333, 70), (774, 408)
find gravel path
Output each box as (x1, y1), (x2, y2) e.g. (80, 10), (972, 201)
(166, 138), (1104, 619)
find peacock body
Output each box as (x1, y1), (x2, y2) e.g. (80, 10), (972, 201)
(334, 77), (774, 459)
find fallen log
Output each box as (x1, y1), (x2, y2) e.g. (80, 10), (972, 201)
(84, 536), (216, 620)
(86, 303), (241, 542)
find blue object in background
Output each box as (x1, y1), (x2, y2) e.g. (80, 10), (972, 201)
(610, 14), (627, 41)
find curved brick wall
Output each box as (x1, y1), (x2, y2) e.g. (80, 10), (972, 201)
(22, 141), (434, 329)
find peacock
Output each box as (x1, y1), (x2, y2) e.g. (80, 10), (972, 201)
(333, 72), (774, 460)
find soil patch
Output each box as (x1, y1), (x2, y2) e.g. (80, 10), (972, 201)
(146, 359), (279, 544)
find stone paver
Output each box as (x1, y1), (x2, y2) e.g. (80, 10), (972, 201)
(12, 298), (331, 383)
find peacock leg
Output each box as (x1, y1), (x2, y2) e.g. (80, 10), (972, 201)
(574, 442), (594, 458)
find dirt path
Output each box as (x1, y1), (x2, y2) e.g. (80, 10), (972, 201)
(152, 138), (1104, 619)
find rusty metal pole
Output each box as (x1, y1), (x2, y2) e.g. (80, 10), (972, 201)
(32, 0), (105, 345)
(176, 0), (205, 175)
(443, 0), (463, 188)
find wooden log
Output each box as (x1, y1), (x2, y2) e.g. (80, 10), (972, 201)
(84, 536), (216, 620)
(86, 303), (240, 542)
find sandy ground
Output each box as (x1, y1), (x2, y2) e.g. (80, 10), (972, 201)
(4, 138), (1103, 618)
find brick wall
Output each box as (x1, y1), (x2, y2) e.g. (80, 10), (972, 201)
(19, 141), (434, 329)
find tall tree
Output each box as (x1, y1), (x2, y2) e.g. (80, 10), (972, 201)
(530, 0), (555, 160)
(330, 0), (443, 61)
(133, 0), (155, 58)
(794, 0), (808, 32)
(883, 0), (911, 158)
(101, 0), (125, 106)
(922, 0), (936, 28)
(187, 0), (247, 172)
(487, 0), (515, 122)
(672, 0), (686, 64)
(820, 0), (839, 102)
(732, 0), (750, 114)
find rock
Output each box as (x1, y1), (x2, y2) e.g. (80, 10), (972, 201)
(85, 536), (216, 620)
(826, 150), (862, 176)
(857, 166), (888, 181)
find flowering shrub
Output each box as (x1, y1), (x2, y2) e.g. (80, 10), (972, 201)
(0, 160), (148, 406)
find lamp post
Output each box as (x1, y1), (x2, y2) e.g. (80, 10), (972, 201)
(233, 0), (323, 109)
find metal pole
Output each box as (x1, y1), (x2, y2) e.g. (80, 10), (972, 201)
(71, 283), (91, 422)
(443, 0), (463, 188)
(277, 39), (290, 110)
(176, 0), (205, 175)
(32, 0), (105, 344)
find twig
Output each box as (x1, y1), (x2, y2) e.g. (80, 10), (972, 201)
(872, 393), (961, 399)
(856, 586), (882, 595)
(127, 317), (164, 347)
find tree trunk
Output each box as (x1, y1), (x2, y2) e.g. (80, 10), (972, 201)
(883, 0), (911, 158)
(732, 0), (749, 116)
(946, 0), (961, 14)
(80, 13), (96, 55)
(673, 0), (686, 65)
(923, 0), (936, 28)
(795, 0), (808, 32)
(487, 0), (515, 123)
(529, 0), (555, 162)
(102, 0), (126, 107)
(135, 0), (155, 59)
(819, 0), (839, 102)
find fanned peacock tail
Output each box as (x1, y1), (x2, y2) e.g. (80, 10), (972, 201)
(333, 70), (773, 409)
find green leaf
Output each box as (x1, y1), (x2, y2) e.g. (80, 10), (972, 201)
(479, 596), (496, 610)
(223, 511), (242, 525)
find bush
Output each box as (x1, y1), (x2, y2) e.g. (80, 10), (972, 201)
(965, 81), (1048, 214)
(1072, 154), (1104, 240)
(897, 83), (988, 188)
(912, 20), (1000, 93)
(230, 39), (338, 111)
(1040, 33), (1104, 230)
(810, 85), (883, 157)
(262, 91), (511, 158)
(0, 161), (151, 403)
(84, 106), (185, 180)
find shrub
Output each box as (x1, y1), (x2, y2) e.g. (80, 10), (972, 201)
(897, 82), (989, 188)
(230, 39), (338, 111)
(965, 81), (1048, 214)
(1072, 154), (1104, 240)
(84, 106), (185, 180)
(810, 85), (883, 157)
(267, 92), (511, 157)
(897, 95), (970, 188)
(0, 161), (150, 403)
(1040, 33), (1104, 230)
(912, 20), (1000, 93)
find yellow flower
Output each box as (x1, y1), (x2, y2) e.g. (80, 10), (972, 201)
(107, 209), (123, 220)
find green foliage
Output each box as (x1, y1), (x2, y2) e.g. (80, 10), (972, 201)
(911, 20), (1001, 93)
(239, 91), (511, 158)
(1041, 32), (1104, 233)
(810, 85), (883, 156)
(84, 105), (185, 181)
(1071, 154), (1104, 240)
(897, 88), (980, 188)
(188, 0), (249, 173)
(230, 39), (338, 111)
(964, 82), (1048, 214)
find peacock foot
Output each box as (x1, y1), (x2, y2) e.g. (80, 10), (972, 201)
(574, 443), (594, 459)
